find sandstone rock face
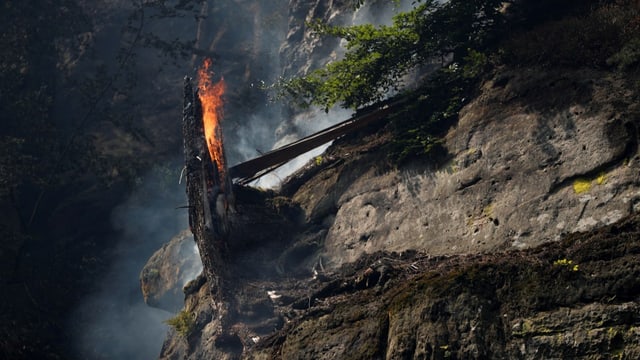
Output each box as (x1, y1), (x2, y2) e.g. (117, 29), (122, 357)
(158, 67), (640, 359)
(246, 214), (640, 359)
(292, 68), (640, 268)
(280, 0), (349, 79)
(140, 230), (202, 312)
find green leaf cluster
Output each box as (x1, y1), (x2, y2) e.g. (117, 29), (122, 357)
(277, 0), (505, 110)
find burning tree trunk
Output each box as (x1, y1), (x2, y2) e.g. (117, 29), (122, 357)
(182, 75), (232, 322)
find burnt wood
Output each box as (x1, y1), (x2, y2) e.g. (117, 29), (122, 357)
(228, 97), (408, 184)
(182, 76), (229, 312)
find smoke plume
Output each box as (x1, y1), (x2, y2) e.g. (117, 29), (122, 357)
(68, 161), (197, 359)
(66, 1), (418, 358)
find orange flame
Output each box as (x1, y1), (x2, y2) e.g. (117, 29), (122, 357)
(197, 58), (226, 181)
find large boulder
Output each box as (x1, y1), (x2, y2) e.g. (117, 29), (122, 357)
(140, 230), (202, 311)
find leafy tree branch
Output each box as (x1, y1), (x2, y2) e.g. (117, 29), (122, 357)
(276, 0), (507, 111)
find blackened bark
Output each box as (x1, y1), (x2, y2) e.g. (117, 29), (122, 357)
(182, 76), (229, 315)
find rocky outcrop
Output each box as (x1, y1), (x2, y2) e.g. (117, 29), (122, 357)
(157, 66), (640, 359)
(280, 0), (350, 79)
(246, 213), (640, 359)
(158, 185), (309, 359)
(140, 230), (202, 311)
(291, 67), (640, 268)
(154, 1), (640, 359)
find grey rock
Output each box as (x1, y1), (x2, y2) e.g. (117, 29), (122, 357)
(297, 68), (640, 269)
(140, 230), (202, 312)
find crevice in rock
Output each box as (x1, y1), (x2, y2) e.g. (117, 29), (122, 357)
(457, 175), (482, 191)
(214, 332), (243, 356)
(378, 311), (390, 359)
(547, 121), (638, 196)
(575, 199), (590, 226)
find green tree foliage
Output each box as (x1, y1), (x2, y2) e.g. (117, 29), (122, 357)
(277, 0), (506, 111)
(277, 0), (640, 164)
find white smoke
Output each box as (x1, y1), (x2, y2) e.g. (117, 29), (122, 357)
(181, 242), (203, 287)
(66, 2), (421, 359)
(352, 0), (417, 26)
(230, 0), (418, 189)
(68, 161), (199, 360)
(250, 107), (353, 189)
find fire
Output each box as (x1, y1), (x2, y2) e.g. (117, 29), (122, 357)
(197, 58), (226, 181)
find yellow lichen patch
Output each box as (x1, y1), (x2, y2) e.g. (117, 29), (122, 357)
(449, 162), (459, 173)
(553, 258), (579, 271)
(483, 203), (494, 217)
(573, 172), (608, 193)
(573, 178), (592, 194)
(553, 258), (573, 266)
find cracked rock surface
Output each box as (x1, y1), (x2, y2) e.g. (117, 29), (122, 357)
(292, 68), (640, 268)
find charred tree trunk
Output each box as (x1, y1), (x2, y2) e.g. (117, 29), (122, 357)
(182, 76), (230, 322)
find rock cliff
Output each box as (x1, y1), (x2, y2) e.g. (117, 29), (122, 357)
(158, 61), (640, 358)
(154, 1), (640, 359)
(298, 67), (639, 268)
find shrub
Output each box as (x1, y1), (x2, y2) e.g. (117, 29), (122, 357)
(164, 310), (195, 337)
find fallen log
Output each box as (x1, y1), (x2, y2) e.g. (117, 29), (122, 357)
(229, 97), (409, 184)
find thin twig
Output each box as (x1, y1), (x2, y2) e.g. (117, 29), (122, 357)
(179, 165), (187, 184)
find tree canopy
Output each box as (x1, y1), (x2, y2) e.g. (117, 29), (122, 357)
(277, 0), (506, 111)
(276, 0), (639, 111)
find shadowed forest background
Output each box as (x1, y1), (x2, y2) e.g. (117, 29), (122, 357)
(2, 0), (640, 359)
(1, 1), (288, 358)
